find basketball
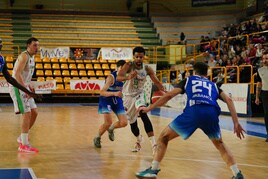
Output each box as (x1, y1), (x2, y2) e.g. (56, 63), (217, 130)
(151, 90), (165, 104)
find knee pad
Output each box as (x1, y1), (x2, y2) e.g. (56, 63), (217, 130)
(139, 111), (153, 133)
(130, 121), (140, 137)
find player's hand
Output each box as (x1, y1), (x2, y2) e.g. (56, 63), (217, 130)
(115, 91), (123, 98)
(255, 98), (260, 105)
(136, 106), (149, 114)
(234, 123), (245, 140)
(29, 85), (35, 93)
(128, 71), (137, 80)
(29, 92), (43, 101)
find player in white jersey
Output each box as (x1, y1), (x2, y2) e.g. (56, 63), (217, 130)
(9, 37), (40, 153)
(118, 47), (165, 154)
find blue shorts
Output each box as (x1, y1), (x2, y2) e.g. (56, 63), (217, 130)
(169, 105), (221, 140)
(98, 96), (126, 115)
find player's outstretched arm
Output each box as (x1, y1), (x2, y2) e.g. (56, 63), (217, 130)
(2, 65), (41, 99)
(117, 62), (135, 82)
(220, 91), (245, 139)
(146, 65), (165, 91)
(139, 88), (182, 113)
(100, 75), (122, 97)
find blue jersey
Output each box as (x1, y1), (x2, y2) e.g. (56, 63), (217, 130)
(184, 75), (220, 109)
(107, 71), (123, 92)
(169, 75), (222, 140)
(98, 71), (125, 115)
(0, 55), (5, 73)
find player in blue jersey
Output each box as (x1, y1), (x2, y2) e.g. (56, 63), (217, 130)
(136, 62), (245, 179)
(0, 38), (40, 99)
(94, 60), (137, 148)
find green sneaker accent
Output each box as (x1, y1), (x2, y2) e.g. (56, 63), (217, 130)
(136, 167), (160, 178)
(93, 137), (101, 148)
(232, 171), (244, 179)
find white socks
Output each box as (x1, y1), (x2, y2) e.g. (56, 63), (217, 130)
(21, 133), (29, 145)
(230, 164), (240, 176)
(151, 160), (160, 170)
(149, 136), (156, 147)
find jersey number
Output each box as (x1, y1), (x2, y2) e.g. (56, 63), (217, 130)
(192, 80), (212, 96)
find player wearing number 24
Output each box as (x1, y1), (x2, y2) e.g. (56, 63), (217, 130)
(136, 62), (245, 179)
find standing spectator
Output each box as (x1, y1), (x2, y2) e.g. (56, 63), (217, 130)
(255, 51), (268, 142)
(179, 32), (187, 45)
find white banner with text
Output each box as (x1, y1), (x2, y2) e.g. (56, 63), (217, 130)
(70, 80), (105, 91)
(101, 47), (133, 60)
(217, 84), (249, 114)
(40, 47), (70, 59)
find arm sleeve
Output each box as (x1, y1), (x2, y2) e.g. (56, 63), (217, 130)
(174, 78), (187, 94)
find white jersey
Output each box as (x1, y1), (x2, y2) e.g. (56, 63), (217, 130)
(12, 51), (35, 86)
(123, 64), (148, 96)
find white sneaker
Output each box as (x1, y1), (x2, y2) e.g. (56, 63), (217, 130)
(131, 142), (141, 152)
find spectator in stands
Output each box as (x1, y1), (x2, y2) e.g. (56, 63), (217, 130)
(9, 37), (40, 153)
(256, 44), (265, 67)
(169, 65), (177, 84)
(255, 51), (268, 142)
(200, 35), (206, 52)
(240, 46), (248, 60)
(248, 44), (256, 64)
(179, 32), (187, 45)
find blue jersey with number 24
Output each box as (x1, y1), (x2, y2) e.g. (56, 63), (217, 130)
(185, 75), (220, 109)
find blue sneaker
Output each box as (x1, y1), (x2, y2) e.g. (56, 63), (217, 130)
(136, 167), (160, 178)
(232, 171), (244, 179)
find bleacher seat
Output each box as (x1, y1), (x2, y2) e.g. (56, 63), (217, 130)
(56, 84), (64, 90)
(68, 58), (75, 63)
(8, 70), (12, 74)
(62, 70), (70, 76)
(90, 77), (97, 80)
(37, 77), (45, 81)
(7, 63), (13, 69)
(77, 64), (85, 69)
(44, 63), (52, 69)
(52, 63), (60, 69)
(51, 58), (59, 63)
(110, 64), (116, 70)
(99, 59), (107, 63)
(102, 64), (110, 70)
(45, 70), (53, 76)
(75, 60), (83, 64)
(72, 77), (80, 80)
(59, 58), (67, 63)
(55, 77), (63, 83)
(63, 77), (71, 83)
(69, 64), (77, 70)
(85, 63), (93, 70)
(61, 63), (68, 69)
(53, 70), (61, 76)
(36, 70), (44, 76)
(46, 77), (54, 81)
(36, 63), (43, 69)
(83, 60), (92, 64)
(94, 64), (102, 70)
(65, 83), (70, 90)
(79, 70), (87, 76)
(42, 57), (50, 63)
(5, 56), (13, 62)
(98, 77), (105, 80)
(34, 57), (41, 63)
(96, 70), (104, 76)
(81, 77), (88, 80)
(70, 70), (78, 76)
(87, 70), (95, 76)
(104, 70), (111, 76)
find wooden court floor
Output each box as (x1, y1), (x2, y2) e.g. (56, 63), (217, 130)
(0, 105), (267, 179)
